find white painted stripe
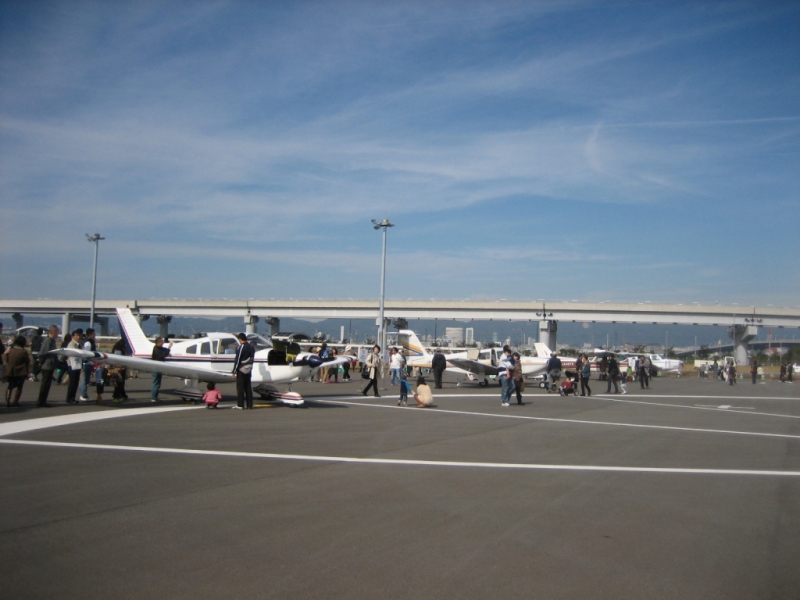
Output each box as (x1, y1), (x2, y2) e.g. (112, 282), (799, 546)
(1, 438), (798, 477)
(0, 405), (201, 437)
(398, 392), (800, 401)
(590, 395), (800, 420)
(316, 398), (800, 440)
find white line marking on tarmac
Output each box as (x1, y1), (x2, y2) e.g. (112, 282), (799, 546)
(695, 405), (755, 410)
(591, 395), (797, 419)
(1, 438), (799, 477)
(315, 398), (800, 440)
(402, 393), (800, 401)
(0, 405), (201, 437)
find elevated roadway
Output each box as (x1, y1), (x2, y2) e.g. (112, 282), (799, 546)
(2, 298), (799, 327)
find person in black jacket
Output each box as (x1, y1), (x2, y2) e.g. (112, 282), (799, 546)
(36, 325), (60, 407)
(606, 356), (621, 394)
(431, 349), (446, 389)
(545, 352), (562, 393)
(232, 333), (255, 409)
(150, 337), (173, 402)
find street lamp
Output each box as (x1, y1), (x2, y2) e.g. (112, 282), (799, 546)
(86, 233), (105, 329)
(372, 218), (394, 353)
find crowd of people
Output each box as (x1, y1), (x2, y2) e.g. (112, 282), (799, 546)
(0, 323), (130, 408)
(4, 318), (796, 410)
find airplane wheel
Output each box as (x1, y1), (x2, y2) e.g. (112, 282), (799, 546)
(479, 380), (488, 387)
(259, 393), (271, 400)
(539, 381), (546, 389)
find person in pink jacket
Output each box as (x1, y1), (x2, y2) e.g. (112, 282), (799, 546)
(203, 382), (222, 409)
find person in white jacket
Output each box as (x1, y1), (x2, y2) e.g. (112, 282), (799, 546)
(389, 348), (405, 385)
(65, 331), (84, 404)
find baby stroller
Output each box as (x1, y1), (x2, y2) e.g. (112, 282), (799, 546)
(559, 371), (579, 396)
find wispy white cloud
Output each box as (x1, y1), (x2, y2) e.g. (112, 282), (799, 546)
(1, 1), (798, 304)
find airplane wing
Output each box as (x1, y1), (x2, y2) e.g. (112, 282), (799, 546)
(49, 349), (234, 383)
(446, 357), (503, 377)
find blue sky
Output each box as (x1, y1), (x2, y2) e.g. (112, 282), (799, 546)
(1, 1), (798, 307)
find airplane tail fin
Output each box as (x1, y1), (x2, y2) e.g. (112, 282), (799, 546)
(534, 342), (552, 358)
(116, 308), (154, 357)
(398, 329), (431, 360)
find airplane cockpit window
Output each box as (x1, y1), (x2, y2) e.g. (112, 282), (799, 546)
(218, 338), (239, 355)
(200, 342), (211, 355)
(186, 345), (197, 354)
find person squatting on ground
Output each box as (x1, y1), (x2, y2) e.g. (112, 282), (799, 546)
(413, 376), (433, 408)
(4, 336), (30, 408)
(512, 352), (524, 405)
(232, 333), (255, 409)
(499, 346), (515, 406)
(204, 382), (222, 409)
(546, 351), (562, 393)
(150, 336), (173, 402)
(362, 345), (382, 397)
(65, 330), (84, 404)
(580, 355), (592, 397)
(37, 325), (60, 407)
(431, 348), (446, 389)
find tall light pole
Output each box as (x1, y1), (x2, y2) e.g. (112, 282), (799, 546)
(372, 218), (394, 353)
(86, 233), (105, 329)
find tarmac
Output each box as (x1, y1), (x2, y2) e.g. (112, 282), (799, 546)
(1, 371), (799, 599)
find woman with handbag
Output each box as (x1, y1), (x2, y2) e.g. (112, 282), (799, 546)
(361, 345), (382, 397)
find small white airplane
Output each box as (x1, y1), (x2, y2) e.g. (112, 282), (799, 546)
(397, 330), (574, 387)
(397, 329), (467, 369)
(617, 352), (683, 375)
(51, 308), (352, 406)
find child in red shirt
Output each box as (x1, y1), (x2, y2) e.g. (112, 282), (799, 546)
(203, 382), (222, 409)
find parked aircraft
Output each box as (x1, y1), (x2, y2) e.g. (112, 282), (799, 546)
(397, 330), (467, 369)
(617, 352), (683, 375)
(397, 330), (574, 387)
(51, 308), (351, 405)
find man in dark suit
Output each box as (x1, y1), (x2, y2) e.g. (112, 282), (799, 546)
(431, 349), (446, 389)
(232, 333), (255, 409)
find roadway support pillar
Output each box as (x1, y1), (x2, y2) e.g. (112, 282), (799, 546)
(265, 317), (280, 337)
(12, 313), (23, 330)
(62, 313), (71, 335)
(134, 313), (150, 327)
(729, 325), (757, 366)
(244, 314), (259, 335)
(539, 320), (558, 351)
(157, 315), (172, 339)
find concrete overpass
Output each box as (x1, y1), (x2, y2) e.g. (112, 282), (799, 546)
(3, 299), (799, 365)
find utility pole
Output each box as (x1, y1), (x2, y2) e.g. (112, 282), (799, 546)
(86, 233), (105, 330)
(371, 219), (394, 354)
